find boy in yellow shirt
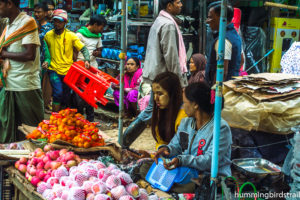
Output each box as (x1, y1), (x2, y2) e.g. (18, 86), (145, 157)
(43, 9), (90, 112)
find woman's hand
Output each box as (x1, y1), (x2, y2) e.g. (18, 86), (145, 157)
(163, 157), (179, 170)
(154, 147), (170, 164)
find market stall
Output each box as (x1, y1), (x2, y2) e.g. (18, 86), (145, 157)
(0, 109), (168, 200)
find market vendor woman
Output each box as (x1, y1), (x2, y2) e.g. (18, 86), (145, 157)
(153, 82), (232, 190)
(151, 72), (187, 150)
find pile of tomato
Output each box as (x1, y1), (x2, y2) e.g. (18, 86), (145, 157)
(26, 108), (105, 148)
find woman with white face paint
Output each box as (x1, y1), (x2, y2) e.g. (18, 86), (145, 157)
(151, 72), (187, 150)
(154, 82), (232, 178)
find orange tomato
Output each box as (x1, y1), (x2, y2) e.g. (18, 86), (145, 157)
(62, 118), (68, 124)
(83, 142), (91, 148)
(75, 113), (82, 118)
(78, 138), (83, 143)
(91, 134), (98, 141)
(75, 120), (82, 127)
(73, 136), (79, 143)
(56, 134), (62, 140)
(65, 130), (71, 137)
(67, 120), (73, 126)
(89, 125), (95, 130)
(62, 134), (67, 141)
(70, 130), (76, 135)
(57, 118), (62, 125)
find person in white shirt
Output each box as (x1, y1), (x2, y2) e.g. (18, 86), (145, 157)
(73, 14), (106, 122)
(0, 0), (43, 143)
(75, 14), (106, 68)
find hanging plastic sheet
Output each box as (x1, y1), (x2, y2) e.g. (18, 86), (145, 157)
(242, 26), (267, 73)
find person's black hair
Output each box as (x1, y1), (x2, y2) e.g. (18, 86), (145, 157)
(127, 57), (140, 68)
(207, 1), (221, 10)
(45, 0), (55, 7)
(151, 72), (182, 143)
(160, 0), (176, 10)
(93, 0), (100, 6)
(34, 3), (49, 12)
(184, 82), (215, 115)
(209, 3), (234, 22)
(89, 14), (107, 26)
(0, 0), (20, 8)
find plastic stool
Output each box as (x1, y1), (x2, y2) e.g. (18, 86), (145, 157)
(64, 61), (119, 108)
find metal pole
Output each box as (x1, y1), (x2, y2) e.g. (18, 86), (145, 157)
(153, 0), (159, 18)
(118, 0), (127, 146)
(198, 0), (203, 53)
(199, 0), (206, 54)
(203, 0), (207, 54)
(90, 0), (93, 18)
(211, 0), (227, 186)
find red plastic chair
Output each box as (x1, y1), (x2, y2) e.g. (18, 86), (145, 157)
(64, 61), (119, 108)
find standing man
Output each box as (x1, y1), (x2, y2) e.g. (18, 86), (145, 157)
(79, 0), (100, 23)
(34, 2), (53, 69)
(43, 9), (90, 112)
(0, 0), (44, 143)
(43, 0), (55, 21)
(76, 14), (106, 68)
(34, 2), (53, 111)
(205, 3), (242, 86)
(73, 14), (107, 122)
(122, 0), (188, 148)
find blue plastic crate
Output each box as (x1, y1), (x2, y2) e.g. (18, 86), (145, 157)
(146, 158), (199, 191)
(174, 167), (199, 184)
(146, 158), (178, 191)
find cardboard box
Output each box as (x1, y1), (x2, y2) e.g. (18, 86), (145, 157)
(270, 18), (300, 72)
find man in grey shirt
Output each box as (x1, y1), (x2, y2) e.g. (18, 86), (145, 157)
(122, 0), (188, 148)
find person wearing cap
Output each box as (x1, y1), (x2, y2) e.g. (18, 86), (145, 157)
(0, 0), (44, 143)
(43, 9), (90, 112)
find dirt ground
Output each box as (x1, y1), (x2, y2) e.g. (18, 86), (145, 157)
(101, 127), (157, 152)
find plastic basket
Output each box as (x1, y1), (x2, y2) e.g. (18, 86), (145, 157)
(146, 158), (199, 191)
(174, 166), (199, 184)
(0, 166), (14, 200)
(64, 61), (119, 108)
(146, 158), (178, 191)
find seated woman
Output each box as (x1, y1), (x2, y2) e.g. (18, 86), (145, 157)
(151, 72), (187, 150)
(154, 82), (232, 191)
(112, 57), (142, 117)
(188, 53), (206, 84)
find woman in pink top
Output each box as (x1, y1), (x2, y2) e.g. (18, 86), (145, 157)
(112, 57), (142, 117)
